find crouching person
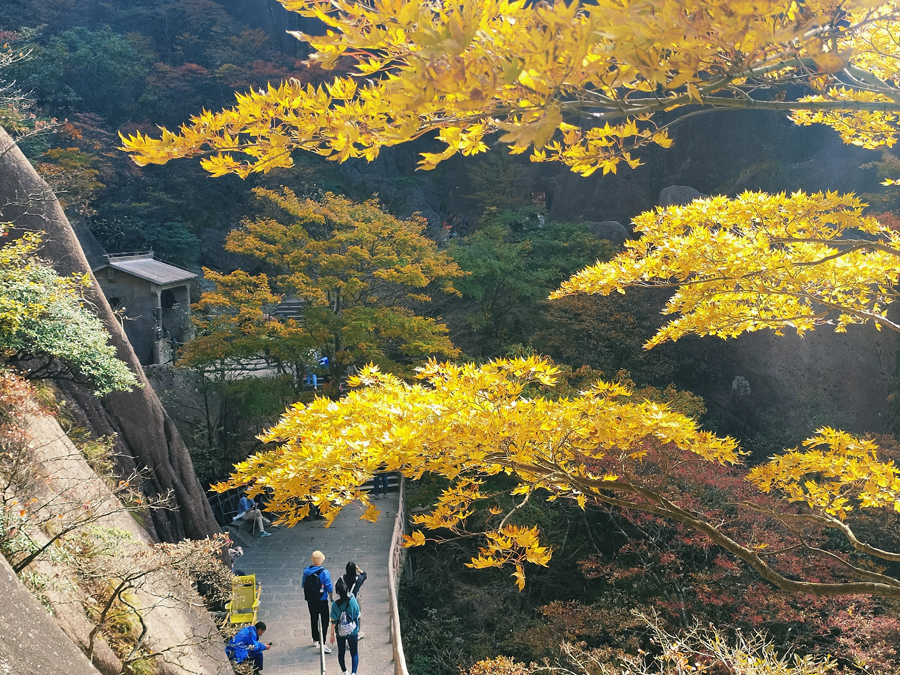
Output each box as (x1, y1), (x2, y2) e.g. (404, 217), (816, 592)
(226, 621), (272, 673)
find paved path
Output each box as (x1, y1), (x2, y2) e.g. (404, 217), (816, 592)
(228, 495), (399, 675)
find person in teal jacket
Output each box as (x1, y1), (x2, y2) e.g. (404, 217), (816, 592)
(329, 578), (361, 675)
(226, 621), (271, 673)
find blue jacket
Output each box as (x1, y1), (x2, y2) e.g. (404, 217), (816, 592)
(226, 625), (265, 663)
(237, 496), (255, 515)
(301, 564), (333, 601)
(330, 596), (361, 637)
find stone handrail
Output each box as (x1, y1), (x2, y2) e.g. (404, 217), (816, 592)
(388, 475), (410, 675)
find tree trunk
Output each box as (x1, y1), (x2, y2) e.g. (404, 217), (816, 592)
(0, 127), (220, 541)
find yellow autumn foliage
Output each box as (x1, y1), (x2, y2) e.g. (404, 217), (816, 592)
(748, 428), (900, 518)
(219, 356), (739, 584)
(122, 1), (900, 177)
(121, 0), (900, 596)
(554, 190), (900, 343)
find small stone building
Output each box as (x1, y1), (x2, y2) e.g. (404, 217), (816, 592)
(93, 253), (195, 365)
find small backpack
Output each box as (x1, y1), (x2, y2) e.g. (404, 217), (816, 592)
(336, 601), (357, 637)
(303, 568), (322, 602)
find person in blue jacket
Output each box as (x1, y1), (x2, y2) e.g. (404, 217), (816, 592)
(329, 578), (361, 675)
(232, 492), (276, 537)
(301, 550), (334, 653)
(226, 621), (272, 673)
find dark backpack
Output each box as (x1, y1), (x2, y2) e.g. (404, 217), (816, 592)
(303, 568), (322, 602)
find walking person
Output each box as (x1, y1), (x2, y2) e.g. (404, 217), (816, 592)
(341, 561), (367, 599)
(302, 550), (334, 653)
(329, 578), (361, 675)
(371, 472), (389, 498)
(341, 561), (368, 638)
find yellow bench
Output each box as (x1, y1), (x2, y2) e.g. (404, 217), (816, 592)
(226, 574), (261, 625)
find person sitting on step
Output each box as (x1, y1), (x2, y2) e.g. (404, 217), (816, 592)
(232, 492), (276, 537)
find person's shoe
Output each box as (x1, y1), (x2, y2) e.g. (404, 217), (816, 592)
(270, 523), (279, 528)
(323, 645), (332, 654)
(358, 632), (366, 639)
(260, 531), (272, 537)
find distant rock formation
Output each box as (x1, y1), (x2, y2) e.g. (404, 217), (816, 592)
(0, 126), (219, 542)
(675, 322), (899, 448)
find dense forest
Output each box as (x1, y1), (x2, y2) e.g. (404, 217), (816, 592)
(6, 1), (900, 674)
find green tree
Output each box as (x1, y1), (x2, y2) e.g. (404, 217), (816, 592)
(15, 26), (151, 123)
(448, 209), (615, 357)
(532, 289), (677, 386)
(0, 227), (138, 396)
(463, 155), (531, 212)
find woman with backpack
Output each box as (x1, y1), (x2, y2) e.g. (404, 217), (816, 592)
(329, 578), (361, 675)
(341, 561), (368, 638)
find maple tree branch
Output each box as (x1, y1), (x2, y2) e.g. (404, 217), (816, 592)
(788, 244), (885, 267)
(498, 490), (533, 531)
(744, 504), (900, 562)
(771, 237), (900, 259)
(749, 503), (900, 587)
(563, 475), (900, 599)
(752, 543), (805, 557)
(561, 92), (900, 123)
(803, 542), (900, 587)
(843, 64), (900, 104)
(794, 292), (900, 333)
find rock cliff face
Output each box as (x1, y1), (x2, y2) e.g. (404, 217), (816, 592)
(0, 554), (103, 675)
(16, 412), (232, 675)
(0, 127), (219, 542)
(674, 318), (899, 451)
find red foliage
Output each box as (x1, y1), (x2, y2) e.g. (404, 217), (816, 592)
(874, 212), (900, 231)
(566, 439), (900, 671)
(0, 369), (40, 462)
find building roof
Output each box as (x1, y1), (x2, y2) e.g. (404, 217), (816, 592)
(95, 253), (196, 286)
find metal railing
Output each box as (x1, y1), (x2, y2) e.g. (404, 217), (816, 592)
(207, 486), (244, 526)
(388, 476), (410, 675)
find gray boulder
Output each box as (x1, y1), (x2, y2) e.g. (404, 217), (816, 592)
(659, 185), (707, 207)
(583, 220), (629, 246)
(0, 555), (103, 675)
